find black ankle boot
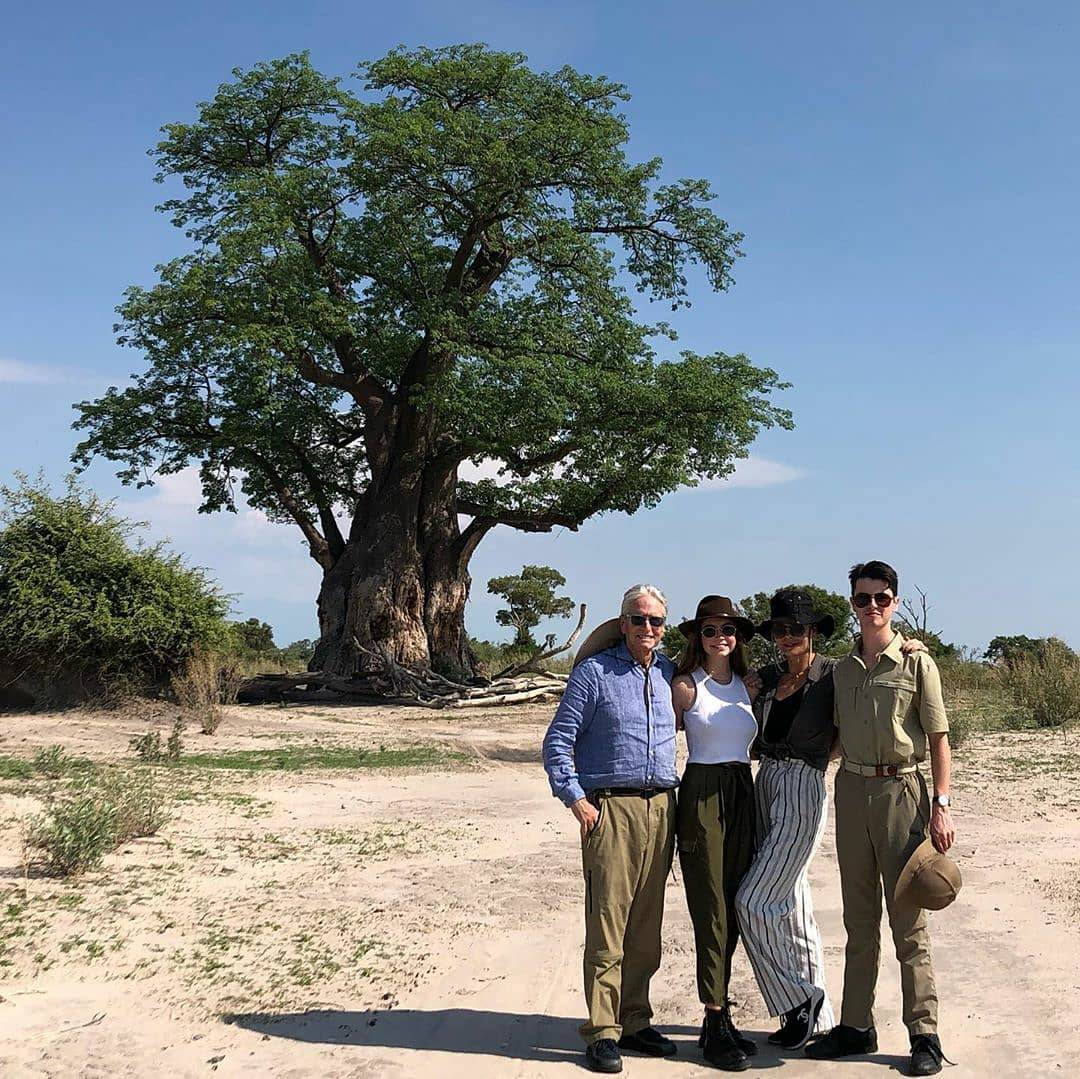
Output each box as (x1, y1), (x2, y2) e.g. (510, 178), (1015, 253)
(701, 1009), (750, 1072)
(721, 1006), (757, 1057)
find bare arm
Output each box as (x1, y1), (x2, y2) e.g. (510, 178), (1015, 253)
(928, 731), (955, 853)
(672, 674), (695, 732)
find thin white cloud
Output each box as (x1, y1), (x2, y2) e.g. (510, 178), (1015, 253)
(0, 357), (68, 384)
(694, 456), (805, 491)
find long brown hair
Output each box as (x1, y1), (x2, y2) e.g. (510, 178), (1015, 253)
(677, 625), (750, 679)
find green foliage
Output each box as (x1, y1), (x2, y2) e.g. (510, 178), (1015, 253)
(229, 618), (276, 654)
(487, 565), (574, 647)
(279, 638), (315, 670)
(25, 771), (169, 876)
(986, 634), (1075, 667)
(0, 475), (231, 695)
(999, 638), (1080, 731)
(658, 623), (689, 664)
(129, 717), (185, 762)
(73, 46), (791, 584)
(739, 585), (853, 668)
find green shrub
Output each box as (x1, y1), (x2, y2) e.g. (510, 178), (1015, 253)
(32, 745), (70, 778)
(0, 475), (231, 702)
(1000, 639), (1080, 731)
(130, 729), (163, 762)
(26, 786), (119, 875)
(24, 771), (170, 876)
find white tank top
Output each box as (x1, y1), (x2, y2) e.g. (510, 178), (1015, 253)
(683, 667), (757, 765)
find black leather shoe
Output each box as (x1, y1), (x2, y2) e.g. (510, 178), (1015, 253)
(909, 1033), (945, 1075)
(769, 988), (825, 1050)
(701, 1009), (750, 1072)
(804, 1024), (878, 1059)
(585, 1038), (623, 1073)
(618, 1026), (677, 1057)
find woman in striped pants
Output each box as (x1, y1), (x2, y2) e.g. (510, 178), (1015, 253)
(736, 589), (923, 1049)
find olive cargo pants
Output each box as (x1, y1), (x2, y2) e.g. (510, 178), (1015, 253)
(677, 762), (756, 1006)
(835, 767), (938, 1035)
(579, 789), (676, 1044)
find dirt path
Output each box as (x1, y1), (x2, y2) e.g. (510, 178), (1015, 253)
(2, 706), (1078, 1077)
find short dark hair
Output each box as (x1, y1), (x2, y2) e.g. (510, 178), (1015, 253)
(849, 560), (899, 595)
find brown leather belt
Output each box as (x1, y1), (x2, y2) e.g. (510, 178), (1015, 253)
(842, 760), (918, 777)
(591, 787), (673, 798)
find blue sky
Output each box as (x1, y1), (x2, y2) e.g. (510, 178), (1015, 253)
(3, 1), (1078, 652)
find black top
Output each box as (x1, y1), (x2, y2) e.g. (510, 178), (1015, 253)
(763, 684), (805, 744)
(752, 654), (838, 771)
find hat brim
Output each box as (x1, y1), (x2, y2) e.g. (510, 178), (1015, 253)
(573, 618), (624, 667)
(677, 615), (756, 644)
(894, 837), (962, 912)
(756, 614), (836, 640)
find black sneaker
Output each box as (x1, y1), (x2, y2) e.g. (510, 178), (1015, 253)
(804, 1024), (878, 1059)
(585, 1038), (623, 1074)
(701, 1009), (750, 1072)
(910, 1033), (945, 1075)
(769, 988), (825, 1050)
(618, 1026), (677, 1057)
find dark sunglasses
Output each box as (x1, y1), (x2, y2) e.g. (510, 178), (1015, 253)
(852, 591), (895, 609)
(771, 622), (807, 639)
(627, 614), (666, 628)
(701, 624), (739, 639)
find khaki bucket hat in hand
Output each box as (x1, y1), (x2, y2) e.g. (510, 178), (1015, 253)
(895, 838), (963, 911)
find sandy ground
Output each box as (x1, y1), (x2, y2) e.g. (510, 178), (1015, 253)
(1, 702), (1079, 1078)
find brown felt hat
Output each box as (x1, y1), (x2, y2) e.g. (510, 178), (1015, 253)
(894, 838), (963, 912)
(677, 596), (755, 644)
(573, 618), (625, 667)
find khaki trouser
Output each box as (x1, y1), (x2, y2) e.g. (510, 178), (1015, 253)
(677, 762), (755, 1006)
(835, 767), (938, 1035)
(580, 789), (676, 1044)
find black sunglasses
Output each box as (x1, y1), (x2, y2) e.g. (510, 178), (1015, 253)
(852, 591), (895, 609)
(701, 624), (739, 639)
(627, 614), (666, 628)
(771, 622), (808, 639)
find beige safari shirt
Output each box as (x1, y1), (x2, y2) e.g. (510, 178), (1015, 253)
(833, 631), (949, 767)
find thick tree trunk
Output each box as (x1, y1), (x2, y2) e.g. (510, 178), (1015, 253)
(311, 460), (475, 678)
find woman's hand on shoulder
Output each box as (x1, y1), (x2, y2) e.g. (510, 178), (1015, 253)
(743, 668), (762, 702)
(901, 637), (928, 655)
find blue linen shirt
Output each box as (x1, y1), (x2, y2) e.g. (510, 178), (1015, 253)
(542, 641), (679, 806)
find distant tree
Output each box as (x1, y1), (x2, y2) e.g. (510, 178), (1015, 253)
(231, 618), (276, 654)
(658, 622), (689, 664)
(71, 46), (791, 678)
(487, 565), (574, 648)
(897, 586), (959, 662)
(739, 585), (852, 668)
(986, 634), (1075, 667)
(279, 638), (316, 669)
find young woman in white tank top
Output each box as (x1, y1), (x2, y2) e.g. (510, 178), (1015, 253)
(670, 596), (759, 1070)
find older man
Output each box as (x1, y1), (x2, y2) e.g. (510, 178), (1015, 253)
(542, 584), (679, 1075)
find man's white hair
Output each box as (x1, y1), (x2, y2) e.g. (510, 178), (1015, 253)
(620, 583), (668, 615)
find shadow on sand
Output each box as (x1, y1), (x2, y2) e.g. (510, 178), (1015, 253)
(226, 1008), (909, 1069)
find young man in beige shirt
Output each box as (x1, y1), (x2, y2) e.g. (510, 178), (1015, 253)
(807, 560), (954, 1076)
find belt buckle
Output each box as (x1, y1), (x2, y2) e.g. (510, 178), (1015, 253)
(874, 765), (898, 777)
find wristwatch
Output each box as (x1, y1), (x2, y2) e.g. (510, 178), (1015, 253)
(933, 793), (951, 808)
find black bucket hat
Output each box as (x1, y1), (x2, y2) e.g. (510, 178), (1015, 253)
(756, 588), (836, 640)
(677, 595), (756, 643)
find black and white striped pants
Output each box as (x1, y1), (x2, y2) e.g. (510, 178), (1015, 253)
(735, 756), (835, 1027)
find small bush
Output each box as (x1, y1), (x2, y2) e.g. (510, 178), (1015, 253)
(166, 716), (185, 759)
(1000, 639), (1080, 731)
(130, 729), (163, 762)
(26, 786), (119, 875)
(32, 745), (70, 778)
(24, 771), (170, 876)
(102, 771), (169, 842)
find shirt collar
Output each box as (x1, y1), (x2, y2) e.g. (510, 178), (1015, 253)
(850, 630), (904, 669)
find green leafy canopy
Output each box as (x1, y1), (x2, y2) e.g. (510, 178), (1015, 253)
(73, 45), (792, 570)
